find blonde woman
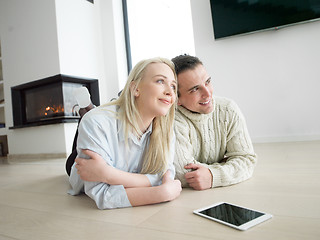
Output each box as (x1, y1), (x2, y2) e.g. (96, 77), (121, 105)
(68, 57), (182, 209)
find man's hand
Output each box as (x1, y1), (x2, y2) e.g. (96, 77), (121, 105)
(75, 149), (111, 183)
(184, 163), (213, 190)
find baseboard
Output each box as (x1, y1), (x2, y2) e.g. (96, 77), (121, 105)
(7, 153), (67, 163)
(252, 135), (320, 143)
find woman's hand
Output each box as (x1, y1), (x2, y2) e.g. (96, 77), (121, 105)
(75, 149), (112, 183)
(125, 170), (182, 207)
(159, 171), (182, 201)
(75, 149), (151, 187)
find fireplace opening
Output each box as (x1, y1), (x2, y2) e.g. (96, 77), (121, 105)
(25, 82), (79, 123)
(11, 74), (100, 129)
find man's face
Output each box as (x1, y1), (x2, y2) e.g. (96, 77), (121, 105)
(177, 64), (214, 114)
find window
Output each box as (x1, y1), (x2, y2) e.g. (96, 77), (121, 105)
(124, 0), (195, 71)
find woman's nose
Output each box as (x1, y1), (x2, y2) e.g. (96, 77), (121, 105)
(165, 84), (174, 95)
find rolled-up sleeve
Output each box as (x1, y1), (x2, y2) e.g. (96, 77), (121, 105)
(84, 182), (131, 209)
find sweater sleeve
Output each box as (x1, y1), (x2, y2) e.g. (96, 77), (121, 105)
(173, 113), (197, 187)
(205, 101), (257, 187)
(174, 99), (257, 188)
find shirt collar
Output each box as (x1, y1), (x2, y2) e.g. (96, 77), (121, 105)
(132, 122), (153, 146)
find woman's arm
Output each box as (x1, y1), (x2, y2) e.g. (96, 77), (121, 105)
(75, 149), (152, 188)
(125, 171), (181, 206)
(84, 170), (181, 209)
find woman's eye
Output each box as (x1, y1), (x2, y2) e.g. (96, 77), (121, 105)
(171, 85), (176, 90)
(156, 79), (164, 84)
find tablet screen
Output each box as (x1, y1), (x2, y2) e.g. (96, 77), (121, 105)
(198, 202), (264, 226)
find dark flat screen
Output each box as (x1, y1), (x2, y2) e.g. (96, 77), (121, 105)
(199, 203), (264, 226)
(210, 0), (320, 39)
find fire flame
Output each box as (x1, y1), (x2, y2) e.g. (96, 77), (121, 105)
(44, 105), (64, 116)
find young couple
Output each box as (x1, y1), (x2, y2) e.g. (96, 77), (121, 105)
(67, 55), (257, 209)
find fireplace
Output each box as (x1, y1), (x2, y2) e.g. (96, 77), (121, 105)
(11, 74), (99, 128)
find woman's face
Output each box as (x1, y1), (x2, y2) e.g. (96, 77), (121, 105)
(134, 62), (177, 122)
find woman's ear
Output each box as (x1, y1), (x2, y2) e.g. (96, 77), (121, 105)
(130, 82), (140, 97)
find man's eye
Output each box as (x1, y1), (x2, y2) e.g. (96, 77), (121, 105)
(190, 88), (198, 93)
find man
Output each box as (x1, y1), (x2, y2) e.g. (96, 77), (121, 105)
(72, 55), (257, 191)
(171, 54), (257, 190)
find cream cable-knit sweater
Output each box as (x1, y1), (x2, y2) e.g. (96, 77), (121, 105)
(174, 96), (257, 188)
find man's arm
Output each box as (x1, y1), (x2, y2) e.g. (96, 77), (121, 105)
(174, 100), (257, 190)
(174, 122), (215, 190)
(191, 101), (257, 188)
(173, 117), (196, 187)
(209, 101), (257, 187)
(174, 113), (212, 189)
(184, 163), (213, 190)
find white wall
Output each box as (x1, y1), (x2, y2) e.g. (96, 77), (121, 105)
(55, 0), (128, 103)
(0, 0), (127, 158)
(0, 0), (69, 157)
(190, 0), (320, 142)
(55, 0), (100, 79)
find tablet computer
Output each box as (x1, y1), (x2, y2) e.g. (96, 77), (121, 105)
(193, 202), (272, 231)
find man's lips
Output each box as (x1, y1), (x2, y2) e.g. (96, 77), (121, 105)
(199, 99), (211, 105)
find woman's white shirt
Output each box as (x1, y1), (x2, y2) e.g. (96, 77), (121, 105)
(68, 105), (175, 209)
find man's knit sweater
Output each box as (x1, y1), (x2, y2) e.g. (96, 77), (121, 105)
(174, 96), (257, 188)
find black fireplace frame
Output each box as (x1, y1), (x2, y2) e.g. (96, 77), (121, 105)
(10, 74), (100, 129)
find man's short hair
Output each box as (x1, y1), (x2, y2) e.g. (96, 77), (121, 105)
(171, 54), (203, 75)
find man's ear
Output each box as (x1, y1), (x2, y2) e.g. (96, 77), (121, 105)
(130, 82), (140, 97)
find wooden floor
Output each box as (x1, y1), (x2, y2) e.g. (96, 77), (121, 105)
(0, 141), (319, 240)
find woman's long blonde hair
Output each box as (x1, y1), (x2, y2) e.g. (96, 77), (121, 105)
(104, 57), (177, 175)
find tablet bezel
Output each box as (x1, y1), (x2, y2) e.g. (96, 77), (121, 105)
(193, 202), (272, 231)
